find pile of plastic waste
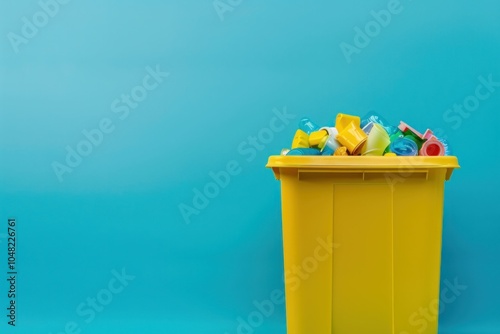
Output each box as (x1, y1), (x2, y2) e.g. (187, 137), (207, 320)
(282, 112), (450, 156)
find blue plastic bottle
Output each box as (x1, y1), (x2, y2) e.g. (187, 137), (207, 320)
(298, 118), (320, 135)
(389, 138), (418, 156)
(286, 148), (322, 156)
(321, 146), (335, 156)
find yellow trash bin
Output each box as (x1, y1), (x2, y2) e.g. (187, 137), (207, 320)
(266, 156), (459, 334)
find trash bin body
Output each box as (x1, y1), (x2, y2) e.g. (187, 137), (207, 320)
(267, 156), (459, 334)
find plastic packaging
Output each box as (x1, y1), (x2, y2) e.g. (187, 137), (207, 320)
(398, 121), (424, 138)
(399, 121), (436, 142)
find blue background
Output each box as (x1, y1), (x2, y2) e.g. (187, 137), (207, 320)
(1, 0), (499, 333)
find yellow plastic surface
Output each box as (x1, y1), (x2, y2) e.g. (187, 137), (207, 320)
(336, 122), (368, 155)
(334, 146), (348, 156)
(335, 113), (361, 132)
(266, 156), (459, 334)
(309, 130), (329, 147)
(292, 129), (310, 149)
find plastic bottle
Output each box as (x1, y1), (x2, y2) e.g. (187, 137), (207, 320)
(361, 111), (397, 136)
(286, 148), (322, 156)
(321, 146), (335, 156)
(298, 118), (320, 135)
(389, 138), (418, 156)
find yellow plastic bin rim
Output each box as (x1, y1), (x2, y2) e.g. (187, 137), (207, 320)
(266, 156), (460, 181)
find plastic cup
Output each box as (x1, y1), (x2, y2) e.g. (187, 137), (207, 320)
(361, 124), (391, 156)
(336, 121), (367, 155)
(320, 127), (341, 152)
(362, 122), (375, 135)
(336, 113), (361, 132)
